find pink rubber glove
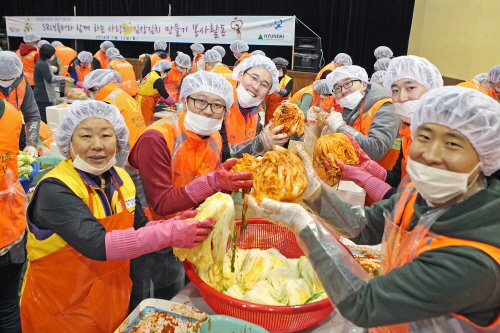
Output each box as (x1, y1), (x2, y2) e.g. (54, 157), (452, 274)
(343, 133), (387, 180)
(105, 216), (215, 261)
(207, 159), (253, 193)
(145, 210), (198, 227)
(334, 159), (391, 201)
(75, 81), (85, 88)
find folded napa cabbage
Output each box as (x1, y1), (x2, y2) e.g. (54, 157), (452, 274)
(298, 256), (324, 295)
(267, 267), (300, 292)
(237, 248), (273, 292)
(265, 248), (289, 269)
(243, 281), (282, 306)
(277, 278), (312, 306)
(224, 284), (245, 300)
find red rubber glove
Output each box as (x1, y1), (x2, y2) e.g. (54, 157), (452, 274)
(343, 133), (387, 180)
(208, 159), (253, 192)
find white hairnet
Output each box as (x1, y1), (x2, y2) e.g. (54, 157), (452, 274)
(230, 40), (249, 53)
(411, 86), (500, 176)
(383, 55), (443, 94)
(77, 51), (93, 64)
(333, 53), (352, 66)
(326, 65), (369, 91)
(174, 52), (191, 69)
(154, 40), (167, 50)
(488, 65), (500, 84)
(52, 41), (63, 47)
(24, 33), (41, 43)
(203, 49), (222, 63)
(180, 71), (234, 109)
(251, 50), (265, 56)
(105, 47), (121, 59)
(152, 60), (172, 72)
(38, 40), (50, 47)
(374, 58), (390, 71)
(84, 69), (122, 89)
(370, 71), (386, 84)
(374, 46), (393, 59)
(474, 73), (489, 86)
(272, 57), (289, 68)
(0, 51), (23, 79)
(313, 79), (331, 95)
(212, 46), (226, 58)
(100, 41), (115, 52)
(231, 54), (279, 95)
(190, 43), (205, 52)
(55, 100), (129, 157)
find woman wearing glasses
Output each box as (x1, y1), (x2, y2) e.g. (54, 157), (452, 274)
(127, 71), (253, 308)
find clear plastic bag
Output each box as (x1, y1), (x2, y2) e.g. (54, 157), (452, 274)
(0, 169), (27, 253)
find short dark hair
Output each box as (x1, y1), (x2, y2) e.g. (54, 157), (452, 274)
(39, 44), (55, 60)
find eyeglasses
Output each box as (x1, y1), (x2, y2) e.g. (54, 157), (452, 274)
(187, 96), (226, 114)
(244, 72), (271, 90)
(333, 79), (361, 95)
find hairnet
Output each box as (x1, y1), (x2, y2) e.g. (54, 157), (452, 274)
(105, 47), (121, 59)
(333, 53), (352, 66)
(374, 58), (390, 71)
(203, 49), (222, 63)
(180, 71), (234, 109)
(326, 65), (369, 91)
(370, 71), (386, 84)
(38, 40), (50, 47)
(24, 33), (41, 43)
(77, 51), (93, 63)
(55, 100), (129, 157)
(272, 57), (289, 69)
(0, 47), (2, 51)
(212, 45), (226, 58)
(154, 40), (167, 50)
(313, 79), (331, 95)
(374, 46), (393, 59)
(190, 43), (205, 52)
(100, 41), (115, 52)
(474, 73), (489, 86)
(251, 50), (265, 56)
(52, 41), (63, 47)
(411, 86), (500, 176)
(488, 65), (500, 84)
(231, 54), (280, 95)
(230, 40), (249, 53)
(383, 55), (443, 94)
(84, 69), (122, 89)
(174, 52), (191, 69)
(152, 60), (172, 72)
(0, 51), (23, 79)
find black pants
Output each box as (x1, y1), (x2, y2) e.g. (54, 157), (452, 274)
(0, 259), (23, 333)
(36, 101), (53, 124)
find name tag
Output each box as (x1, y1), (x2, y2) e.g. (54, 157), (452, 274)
(124, 197), (136, 210)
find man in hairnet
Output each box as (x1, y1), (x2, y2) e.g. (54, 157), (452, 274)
(52, 41), (77, 77)
(212, 45), (226, 59)
(374, 57), (390, 72)
(128, 71), (253, 309)
(0, 51), (40, 157)
(324, 65), (401, 170)
(84, 69), (146, 165)
(374, 45), (393, 60)
(105, 48), (138, 97)
(370, 71), (386, 86)
(21, 100), (215, 332)
(68, 51), (96, 88)
(164, 52), (190, 101)
(249, 86), (500, 331)
(190, 43), (205, 73)
(289, 79), (335, 123)
(230, 40), (251, 66)
(135, 60), (174, 124)
(140, 40), (171, 79)
(264, 57), (294, 125)
(315, 52), (353, 81)
(93, 40), (114, 69)
(16, 33), (41, 88)
(205, 49), (235, 87)
(479, 64), (500, 102)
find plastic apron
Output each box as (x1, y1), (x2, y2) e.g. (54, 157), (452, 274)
(20, 180), (133, 333)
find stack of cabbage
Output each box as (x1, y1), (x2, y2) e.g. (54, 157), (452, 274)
(199, 247), (327, 306)
(17, 151), (36, 180)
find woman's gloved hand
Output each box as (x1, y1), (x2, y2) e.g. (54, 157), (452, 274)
(159, 95), (177, 106)
(75, 81), (85, 88)
(23, 145), (39, 158)
(246, 195), (314, 235)
(168, 218), (215, 248)
(343, 133), (387, 180)
(295, 144), (321, 201)
(208, 159), (253, 192)
(260, 122), (290, 150)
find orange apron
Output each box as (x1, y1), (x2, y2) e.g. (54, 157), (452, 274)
(399, 123), (412, 180)
(75, 63), (92, 84)
(55, 45), (77, 76)
(135, 71), (162, 125)
(20, 179), (134, 333)
(224, 92), (260, 145)
(150, 54), (172, 69)
(16, 49), (37, 85)
(164, 63), (185, 101)
(108, 59), (138, 97)
(94, 49), (108, 69)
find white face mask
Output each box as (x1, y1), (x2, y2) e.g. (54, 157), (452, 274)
(50, 55), (55, 61)
(183, 109), (223, 136)
(339, 89), (364, 109)
(161, 72), (167, 79)
(71, 145), (117, 176)
(0, 79), (16, 88)
(236, 84), (263, 108)
(394, 100), (420, 124)
(407, 158), (482, 204)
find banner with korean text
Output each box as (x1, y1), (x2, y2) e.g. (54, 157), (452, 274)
(6, 16), (295, 46)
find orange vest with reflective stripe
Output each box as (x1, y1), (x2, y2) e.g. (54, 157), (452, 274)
(54, 45), (77, 76)
(150, 54), (172, 69)
(39, 121), (54, 147)
(352, 98), (401, 170)
(93, 49), (108, 69)
(0, 100), (26, 249)
(479, 83), (500, 102)
(0, 76), (27, 110)
(94, 83), (146, 148)
(290, 85), (322, 109)
(315, 63), (335, 81)
(164, 63), (185, 100)
(265, 74), (292, 125)
(16, 49), (37, 85)
(108, 59), (138, 97)
(211, 64), (237, 89)
(399, 123), (411, 179)
(225, 92), (260, 145)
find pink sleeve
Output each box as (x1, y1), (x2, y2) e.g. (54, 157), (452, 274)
(363, 177), (392, 202)
(128, 130), (197, 216)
